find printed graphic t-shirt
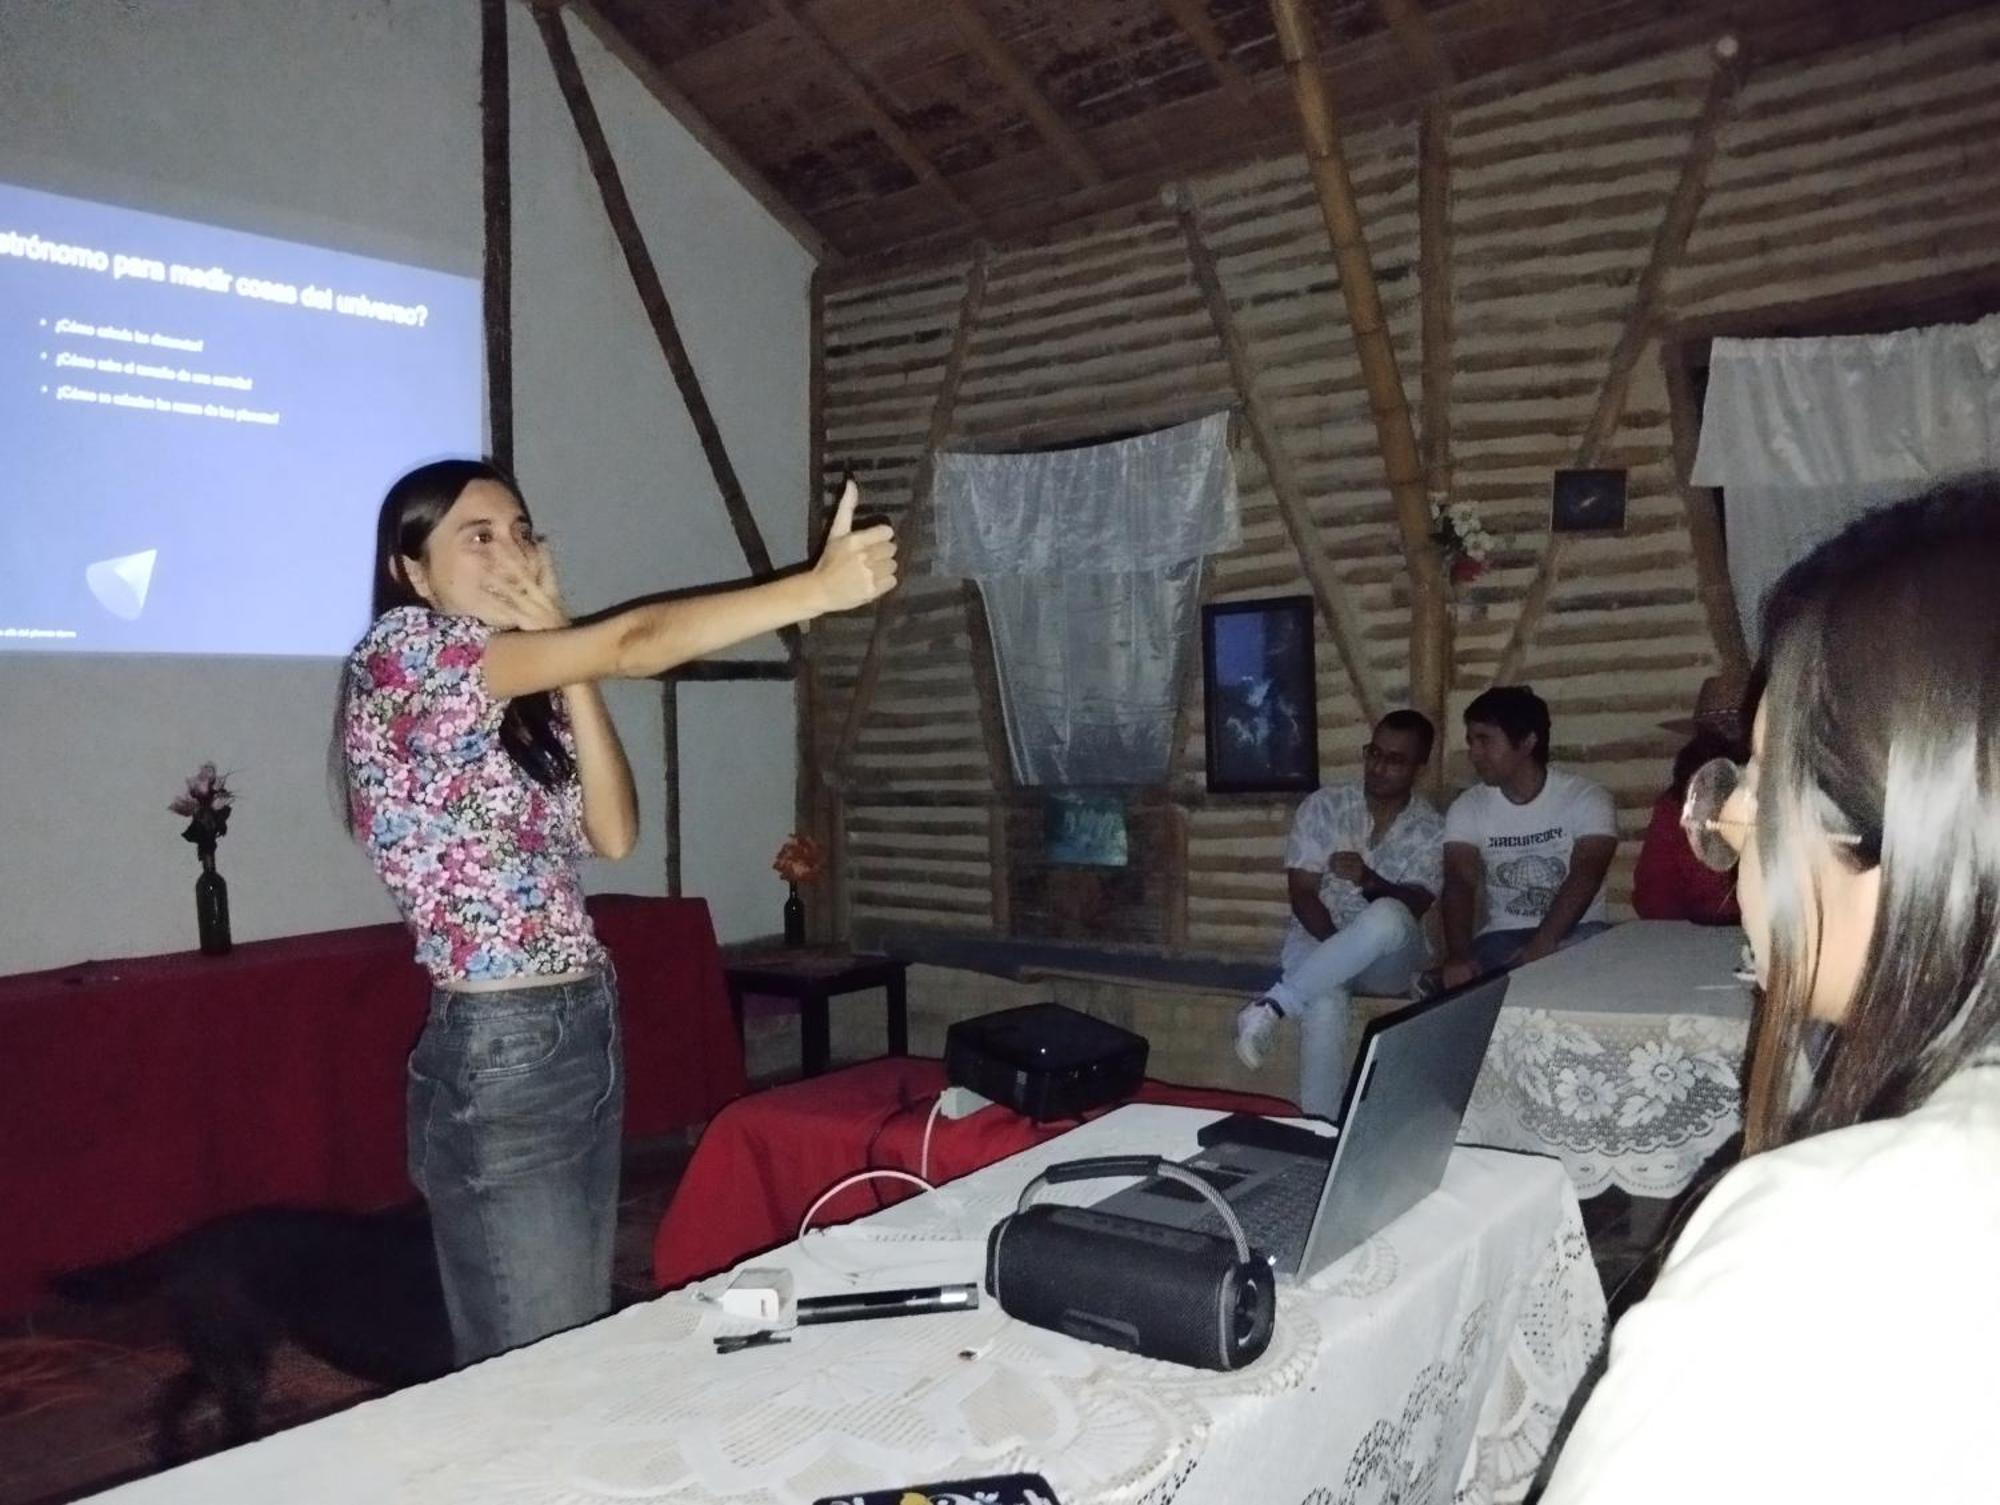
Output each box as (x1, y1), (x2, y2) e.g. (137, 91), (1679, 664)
(1443, 766), (1618, 935)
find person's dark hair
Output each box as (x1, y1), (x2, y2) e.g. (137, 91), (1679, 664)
(1740, 476), (2000, 1155)
(1668, 728), (1750, 801)
(1463, 685), (1551, 766)
(332, 459), (575, 833)
(1375, 708), (1436, 765)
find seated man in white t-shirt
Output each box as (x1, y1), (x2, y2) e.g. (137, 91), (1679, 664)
(1234, 710), (1444, 1117)
(1438, 685), (1618, 991)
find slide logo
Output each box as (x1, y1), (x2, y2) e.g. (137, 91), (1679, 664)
(85, 548), (158, 620)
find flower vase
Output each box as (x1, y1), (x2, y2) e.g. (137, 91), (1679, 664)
(782, 882), (805, 947)
(195, 850), (232, 956)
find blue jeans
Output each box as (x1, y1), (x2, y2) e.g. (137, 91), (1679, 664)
(1471, 920), (1612, 975)
(1271, 898), (1428, 1118)
(406, 968), (624, 1366)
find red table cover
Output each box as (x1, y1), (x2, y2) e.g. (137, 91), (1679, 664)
(0, 893), (743, 1316)
(652, 1056), (1296, 1291)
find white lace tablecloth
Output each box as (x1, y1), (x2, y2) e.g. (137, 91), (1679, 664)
(1460, 921), (1753, 1199)
(95, 1107), (1604, 1505)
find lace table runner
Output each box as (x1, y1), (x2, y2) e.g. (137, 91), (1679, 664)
(98, 1108), (1604, 1505)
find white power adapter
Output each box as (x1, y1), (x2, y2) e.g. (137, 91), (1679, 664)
(937, 1084), (993, 1120)
(718, 1266), (795, 1326)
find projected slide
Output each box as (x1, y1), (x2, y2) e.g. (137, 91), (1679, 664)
(0, 180), (481, 656)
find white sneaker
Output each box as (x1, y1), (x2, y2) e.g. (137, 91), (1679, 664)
(1234, 998), (1282, 1070)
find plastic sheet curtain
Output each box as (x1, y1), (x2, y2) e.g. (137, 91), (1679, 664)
(1691, 316), (2000, 650)
(932, 412), (1241, 787)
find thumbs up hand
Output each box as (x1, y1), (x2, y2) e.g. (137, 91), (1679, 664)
(812, 477), (898, 613)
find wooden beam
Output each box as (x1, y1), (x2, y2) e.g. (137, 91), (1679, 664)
(481, 0), (514, 474)
(1659, 335), (1750, 674)
(1416, 97), (1454, 783)
(833, 245), (992, 777)
(662, 679), (682, 896)
(959, 578), (1015, 931)
(938, 0), (1105, 189)
(1486, 38), (1745, 689)
(561, 0), (836, 265)
(1268, 0), (1446, 732)
(765, 0), (980, 227)
(1372, 0), (1454, 93)
(1156, 0), (1267, 122)
(1175, 186), (1385, 726)
(532, 2), (802, 663)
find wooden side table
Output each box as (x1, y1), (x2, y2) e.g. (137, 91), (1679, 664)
(723, 947), (909, 1078)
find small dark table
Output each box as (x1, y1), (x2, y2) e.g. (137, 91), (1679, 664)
(723, 947), (909, 1078)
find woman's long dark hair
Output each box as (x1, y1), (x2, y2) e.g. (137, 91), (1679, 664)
(1740, 477), (2000, 1153)
(333, 459), (575, 832)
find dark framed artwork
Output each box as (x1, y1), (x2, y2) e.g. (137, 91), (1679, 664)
(1551, 467), (1628, 533)
(1202, 595), (1319, 794)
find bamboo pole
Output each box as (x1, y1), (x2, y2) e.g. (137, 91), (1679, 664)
(1416, 97), (1455, 782)
(1267, 0), (1446, 735)
(530, 2), (800, 662)
(1174, 185), (1385, 725)
(481, 0), (514, 475)
(834, 245), (992, 778)
(1486, 38), (1745, 689)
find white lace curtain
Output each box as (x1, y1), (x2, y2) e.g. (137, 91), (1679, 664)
(1691, 315), (2000, 651)
(931, 411), (1241, 787)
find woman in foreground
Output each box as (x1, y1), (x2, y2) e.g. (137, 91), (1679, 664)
(1544, 479), (2000, 1501)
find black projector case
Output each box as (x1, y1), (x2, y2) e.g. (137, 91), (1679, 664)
(944, 1002), (1149, 1122)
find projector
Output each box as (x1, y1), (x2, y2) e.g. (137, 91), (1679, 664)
(943, 1002), (1148, 1123)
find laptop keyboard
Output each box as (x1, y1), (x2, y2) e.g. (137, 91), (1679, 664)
(1186, 1157), (1326, 1263)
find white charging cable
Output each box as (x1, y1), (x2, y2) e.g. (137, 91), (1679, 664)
(796, 1168), (936, 1244)
(919, 1091), (949, 1183)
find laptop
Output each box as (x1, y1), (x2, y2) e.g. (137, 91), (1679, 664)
(1093, 973), (1510, 1284)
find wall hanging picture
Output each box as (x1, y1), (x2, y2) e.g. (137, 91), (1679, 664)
(1202, 596), (1319, 794)
(1550, 467), (1628, 533)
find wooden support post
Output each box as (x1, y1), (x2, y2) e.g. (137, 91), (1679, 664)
(800, 266), (835, 937)
(1267, 0), (1446, 737)
(1162, 801), (1191, 949)
(531, 2), (801, 662)
(939, 0), (1104, 188)
(1487, 39), (1745, 688)
(1416, 98), (1455, 781)
(961, 578), (1016, 932)
(834, 246), (992, 777)
(1176, 187), (1385, 726)
(481, 0), (513, 474)
(662, 679), (681, 897)
(1660, 337), (1750, 673)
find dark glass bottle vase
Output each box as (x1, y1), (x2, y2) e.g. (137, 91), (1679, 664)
(195, 851), (233, 956)
(782, 883), (805, 947)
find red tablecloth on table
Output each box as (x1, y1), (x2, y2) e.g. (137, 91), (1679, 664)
(652, 1056), (1296, 1291)
(0, 893), (744, 1317)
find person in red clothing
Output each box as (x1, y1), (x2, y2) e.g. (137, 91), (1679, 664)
(1632, 672), (1749, 923)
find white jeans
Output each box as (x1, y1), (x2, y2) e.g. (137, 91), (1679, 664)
(1269, 898), (1426, 1119)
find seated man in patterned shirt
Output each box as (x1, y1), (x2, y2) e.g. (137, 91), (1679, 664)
(1234, 710), (1444, 1118)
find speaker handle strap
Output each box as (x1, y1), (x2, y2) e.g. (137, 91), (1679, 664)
(1015, 1155), (1254, 1265)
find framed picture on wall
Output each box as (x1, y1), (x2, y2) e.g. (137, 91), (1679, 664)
(1551, 467), (1628, 533)
(1202, 596), (1319, 794)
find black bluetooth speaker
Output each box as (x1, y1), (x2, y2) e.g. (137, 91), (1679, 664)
(984, 1155), (1275, 1371)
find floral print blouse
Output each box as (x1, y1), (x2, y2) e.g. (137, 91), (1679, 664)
(342, 605), (605, 986)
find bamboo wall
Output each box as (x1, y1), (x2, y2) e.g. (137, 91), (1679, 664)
(809, 7), (2000, 958)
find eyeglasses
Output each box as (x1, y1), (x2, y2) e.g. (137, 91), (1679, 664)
(1680, 758), (1868, 873)
(1362, 743), (1417, 768)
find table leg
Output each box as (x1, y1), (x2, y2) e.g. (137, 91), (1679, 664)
(802, 991), (832, 1078)
(886, 966), (908, 1057)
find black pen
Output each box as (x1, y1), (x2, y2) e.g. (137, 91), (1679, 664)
(795, 1282), (980, 1327)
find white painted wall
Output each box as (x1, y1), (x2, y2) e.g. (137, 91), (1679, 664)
(0, 0), (813, 973)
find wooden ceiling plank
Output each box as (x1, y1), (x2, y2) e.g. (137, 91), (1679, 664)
(765, 0), (984, 226)
(1155, 0), (1267, 118)
(561, 0), (836, 263)
(938, 0), (1109, 187)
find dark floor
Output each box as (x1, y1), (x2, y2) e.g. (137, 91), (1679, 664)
(0, 1137), (1680, 1505)
(0, 1134), (693, 1505)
